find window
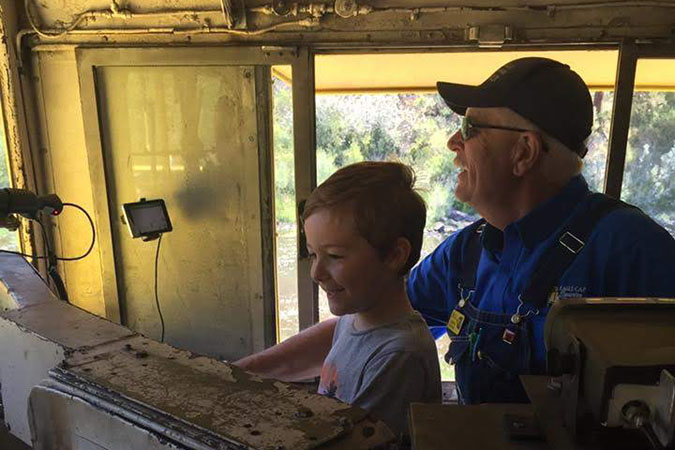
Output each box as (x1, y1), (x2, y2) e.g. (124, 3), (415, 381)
(621, 59), (675, 237)
(272, 67), (300, 343)
(273, 49), (619, 379)
(0, 103), (18, 251)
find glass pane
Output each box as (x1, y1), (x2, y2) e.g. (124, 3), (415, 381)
(0, 106), (18, 251)
(313, 50), (616, 381)
(272, 67), (299, 343)
(621, 59), (675, 237)
(583, 90), (613, 192)
(97, 65), (266, 360)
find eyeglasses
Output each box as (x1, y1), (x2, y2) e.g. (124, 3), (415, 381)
(460, 116), (533, 141)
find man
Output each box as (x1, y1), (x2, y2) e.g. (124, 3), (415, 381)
(236, 57), (675, 405)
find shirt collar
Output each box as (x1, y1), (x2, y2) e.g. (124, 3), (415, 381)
(481, 175), (591, 252)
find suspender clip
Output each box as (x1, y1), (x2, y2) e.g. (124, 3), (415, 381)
(511, 295), (540, 324)
(458, 283), (474, 308)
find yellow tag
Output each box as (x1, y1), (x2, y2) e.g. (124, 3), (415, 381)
(447, 309), (465, 335)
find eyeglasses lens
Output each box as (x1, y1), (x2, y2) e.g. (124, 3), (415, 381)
(461, 117), (470, 141)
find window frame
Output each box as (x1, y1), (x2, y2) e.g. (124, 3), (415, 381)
(295, 41), (675, 329)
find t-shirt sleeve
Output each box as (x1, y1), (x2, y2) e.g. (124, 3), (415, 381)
(350, 350), (441, 435)
(407, 235), (457, 338)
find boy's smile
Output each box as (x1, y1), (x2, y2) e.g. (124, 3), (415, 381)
(304, 206), (399, 317)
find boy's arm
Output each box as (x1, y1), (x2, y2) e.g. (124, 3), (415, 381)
(233, 317), (338, 382)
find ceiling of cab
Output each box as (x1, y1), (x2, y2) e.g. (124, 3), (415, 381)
(22, 0), (675, 44)
(274, 51), (675, 93)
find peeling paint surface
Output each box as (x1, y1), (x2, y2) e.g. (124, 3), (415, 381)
(96, 64), (266, 360)
(0, 254), (53, 311)
(1, 299), (136, 350)
(65, 336), (369, 449)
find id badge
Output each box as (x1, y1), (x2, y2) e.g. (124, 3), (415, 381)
(447, 309), (466, 335)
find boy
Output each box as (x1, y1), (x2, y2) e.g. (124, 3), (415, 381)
(302, 161), (441, 434)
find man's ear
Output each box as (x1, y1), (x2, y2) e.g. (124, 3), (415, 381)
(512, 132), (545, 177)
(386, 237), (412, 273)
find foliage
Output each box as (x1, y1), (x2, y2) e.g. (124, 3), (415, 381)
(273, 78), (674, 237)
(621, 92), (675, 235)
(0, 121), (18, 250)
(274, 79), (472, 225)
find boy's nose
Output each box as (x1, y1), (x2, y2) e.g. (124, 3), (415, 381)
(310, 258), (329, 283)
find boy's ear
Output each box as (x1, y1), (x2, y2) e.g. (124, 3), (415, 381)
(386, 237), (412, 273)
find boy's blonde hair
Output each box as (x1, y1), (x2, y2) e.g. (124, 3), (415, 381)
(302, 161), (427, 274)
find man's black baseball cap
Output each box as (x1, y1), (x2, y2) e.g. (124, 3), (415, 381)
(437, 57), (593, 157)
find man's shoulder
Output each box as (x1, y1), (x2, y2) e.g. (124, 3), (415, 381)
(591, 198), (674, 248)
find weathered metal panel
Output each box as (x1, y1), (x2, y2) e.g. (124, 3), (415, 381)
(254, 65), (278, 348)
(29, 381), (188, 450)
(0, 316), (65, 445)
(20, 0), (675, 45)
(0, 253), (134, 445)
(34, 49), (108, 317)
(292, 47), (319, 331)
(60, 335), (377, 450)
(0, 0), (43, 262)
(0, 253), (53, 311)
(95, 64), (267, 360)
(1, 300), (135, 350)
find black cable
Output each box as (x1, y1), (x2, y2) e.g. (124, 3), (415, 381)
(56, 203), (96, 261)
(35, 216), (69, 303)
(34, 217), (51, 263)
(0, 202), (95, 261)
(154, 234), (165, 343)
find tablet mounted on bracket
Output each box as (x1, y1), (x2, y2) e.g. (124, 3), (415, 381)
(122, 198), (172, 241)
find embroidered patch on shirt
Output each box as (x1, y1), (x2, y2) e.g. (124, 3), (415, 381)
(550, 286), (588, 304)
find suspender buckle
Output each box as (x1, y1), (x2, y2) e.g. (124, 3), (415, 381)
(458, 283), (474, 308)
(559, 231), (585, 254)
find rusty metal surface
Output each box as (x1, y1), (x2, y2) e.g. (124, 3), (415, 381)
(1, 298), (135, 350)
(409, 402), (547, 450)
(18, 1), (675, 46)
(0, 253), (52, 311)
(63, 335), (376, 450)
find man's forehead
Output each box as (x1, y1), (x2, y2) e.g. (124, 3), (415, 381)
(466, 107), (518, 125)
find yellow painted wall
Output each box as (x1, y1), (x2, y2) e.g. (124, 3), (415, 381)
(34, 49), (106, 318)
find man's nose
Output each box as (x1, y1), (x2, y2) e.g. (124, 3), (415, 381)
(447, 130), (463, 153)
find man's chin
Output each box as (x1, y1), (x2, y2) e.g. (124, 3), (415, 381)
(454, 187), (470, 205)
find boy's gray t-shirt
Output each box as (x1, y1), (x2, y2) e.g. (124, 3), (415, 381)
(317, 311), (441, 434)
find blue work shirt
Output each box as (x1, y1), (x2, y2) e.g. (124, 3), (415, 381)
(408, 175), (675, 373)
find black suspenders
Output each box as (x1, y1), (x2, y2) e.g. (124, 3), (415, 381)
(459, 193), (633, 310)
(459, 219), (486, 292)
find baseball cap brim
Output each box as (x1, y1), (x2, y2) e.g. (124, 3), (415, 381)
(436, 81), (504, 116)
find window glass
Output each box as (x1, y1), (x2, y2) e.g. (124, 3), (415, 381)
(0, 106), (18, 251)
(274, 50), (618, 380)
(271, 68), (300, 343)
(313, 51), (617, 381)
(583, 90), (613, 192)
(621, 59), (675, 237)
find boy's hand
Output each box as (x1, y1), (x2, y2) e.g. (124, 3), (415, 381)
(232, 318), (338, 382)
